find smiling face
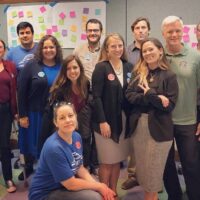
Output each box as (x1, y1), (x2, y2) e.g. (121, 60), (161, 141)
(42, 39), (57, 62)
(162, 20), (183, 48)
(142, 41), (163, 69)
(66, 59), (81, 83)
(106, 37), (124, 60)
(86, 22), (102, 45)
(133, 20), (149, 44)
(18, 27), (34, 48)
(54, 105), (77, 135)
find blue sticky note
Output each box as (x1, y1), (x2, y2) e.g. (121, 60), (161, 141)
(95, 9), (101, 15)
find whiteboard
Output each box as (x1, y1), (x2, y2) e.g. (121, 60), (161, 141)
(6, 1), (106, 48)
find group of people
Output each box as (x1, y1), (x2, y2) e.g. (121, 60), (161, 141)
(0, 15), (200, 200)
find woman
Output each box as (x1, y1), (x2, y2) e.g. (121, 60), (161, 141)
(18, 35), (63, 180)
(126, 38), (178, 200)
(39, 54), (93, 169)
(29, 102), (115, 200)
(0, 39), (17, 192)
(92, 33), (132, 194)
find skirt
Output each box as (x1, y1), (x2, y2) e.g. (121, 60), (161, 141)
(94, 112), (130, 164)
(132, 114), (172, 192)
(18, 111), (42, 158)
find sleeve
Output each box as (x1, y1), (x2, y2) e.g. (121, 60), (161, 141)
(145, 72), (178, 112)
(6, 49), (12, 61)
(18, 61), (32, 117)
(46, 146), (74, 183)
(92, 63), (106, 122)
(125, 75), (149, 106)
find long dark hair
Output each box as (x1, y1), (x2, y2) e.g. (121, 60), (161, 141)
(49, 54), (88, 104)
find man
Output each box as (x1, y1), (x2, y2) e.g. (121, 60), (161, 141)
(196, 22), (200, 51)
(121, 17), (150, 190)
(162, 16), (200, 200)
(7, 21), (37, 181)
(73, 18), (103, 174)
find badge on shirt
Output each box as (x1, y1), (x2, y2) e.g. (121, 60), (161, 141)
(75, 141), (81, 149)
(127, 72), (132, 83)
(85, 54), (91, 61)
(38, 71), (45, 77)
(108, 73), (115, 81)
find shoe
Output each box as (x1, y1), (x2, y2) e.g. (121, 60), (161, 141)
(18, 167), (34, 181)
(6, 180), (16, 193)
(121, 176), (139, 190)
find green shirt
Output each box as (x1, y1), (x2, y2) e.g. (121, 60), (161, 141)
(165, 44), (200, 125)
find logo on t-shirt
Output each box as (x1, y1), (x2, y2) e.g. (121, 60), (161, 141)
(75, 141), (81, 149)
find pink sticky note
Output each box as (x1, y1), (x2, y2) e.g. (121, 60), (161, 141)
(59, 12), (66, 19)
(40, 6), (46, 13)
(192, 42), (197, 48)
(81, 33), (87, 40)
(182, 35), (190, 43)
(70, 11), (76, 18)
(46, 29), (52, 35)
(18, 11), (24, 18)
(52, 25), (58, 32)
(62, 29), (68, 37)
(183, 26), (190, 33)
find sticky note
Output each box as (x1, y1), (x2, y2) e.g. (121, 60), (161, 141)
(27, 11), (33, 18)
(12, 40), (17, 47)
(70, 11), (76, 18)
(95, 9), (101, 15)
(62, 29), (68, 37)
(183, 26), (190, 33)
(192, 42), (197, 48)
(46, 29), (52, 35)
(40, 6), (46, 13)
(82, 23), (86, 31)
(12, 11), (17, 18)
(52, 25), (58, 32)
(40, 24), (46, 31)
(70, 25), (77, 32)
(11, 31), (17, 38)
(59, 19), (64, 26)
(18, 11), (24, 18)
(182, 34), (190, 43)
(81, 33), (87, 40)
(59, 12), (66, 19)
(83, 8), (89, 14)
(71, 35), (77, 43)
(82, 15), (88, 22)
(40, 33), (45, 39)
(38, 16), (44, 23)
(8, 19), (14, 26)
(34, 34), (40, 40)
(10, 26), (16, 32)
(54, 32), (61, 38)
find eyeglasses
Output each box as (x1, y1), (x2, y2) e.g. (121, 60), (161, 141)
(53, 101), (73, 109)
(86, 29), (100, 33)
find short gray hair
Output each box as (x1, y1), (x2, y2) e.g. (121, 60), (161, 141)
(161, 16), (183, 31)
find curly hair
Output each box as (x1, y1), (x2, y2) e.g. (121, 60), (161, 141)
(34, 35), (63, 64)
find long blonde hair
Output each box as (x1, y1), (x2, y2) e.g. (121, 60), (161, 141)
(134, 38), (169, 84)
(98, 33), (128, 62)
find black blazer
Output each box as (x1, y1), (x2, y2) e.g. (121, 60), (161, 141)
(126, 69), (178, 142)
(92, 60), (132, 143)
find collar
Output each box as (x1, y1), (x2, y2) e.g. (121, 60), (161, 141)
(88, 42), (101, 53)
(129, 41), (140, 52)
(165, 43), (188, 56)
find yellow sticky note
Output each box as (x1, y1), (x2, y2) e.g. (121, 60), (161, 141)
(27, 11), (33, 18)
(8, 19), (14, 26)
(38, 16), (44, 23)
(82, 23), (86, 31)
(82, 15), (88, 22)
(40, 33), (45, 39)
(34, 34), (40, 41)
(70, 25), (77, 32)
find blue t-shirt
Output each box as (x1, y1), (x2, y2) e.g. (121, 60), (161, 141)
(29, 131), (83, 200)
(6, 44), (38, 72)
(43, 64), (60, 86)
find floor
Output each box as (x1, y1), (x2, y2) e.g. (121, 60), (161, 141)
(0, 150), (188, 200)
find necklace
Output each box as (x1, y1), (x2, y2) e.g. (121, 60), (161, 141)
(110, 60), (123, 75)
(149, 72), (156, 83)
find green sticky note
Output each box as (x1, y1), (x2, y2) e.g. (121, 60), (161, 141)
(38, 16), (44, 23)
(59, 19), (64, 25)
(95, 9), (101, 15)
(12, 11), (17, 18)
(54, 32), (61, 38)
(34, 34), (40, 40)
(10, 26), (16, 32)
(70, 35), (77, 43)
(40, 24), (46, 31)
